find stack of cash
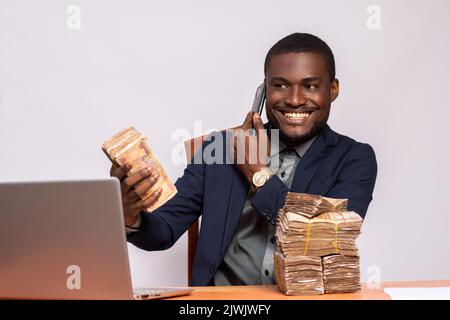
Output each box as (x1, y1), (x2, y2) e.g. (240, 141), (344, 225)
(274, 251), (324, 295)
(322, 255), (361, 293)
(274, 192), (363, 296)
(102, 127), (177, 212)
(283, 192), (348, 218)
(275, 210), (362, 257)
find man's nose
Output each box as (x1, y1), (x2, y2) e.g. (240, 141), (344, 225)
(285, 86), (306, 107)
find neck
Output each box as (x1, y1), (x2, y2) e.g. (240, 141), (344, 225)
(279, 132), (316, 148)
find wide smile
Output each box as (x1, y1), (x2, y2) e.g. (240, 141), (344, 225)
(278, 110), (314, 124)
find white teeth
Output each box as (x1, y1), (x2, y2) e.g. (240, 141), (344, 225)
(284, 112), (310, 119)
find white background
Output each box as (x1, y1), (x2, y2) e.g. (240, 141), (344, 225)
(1, 0), (449, 286)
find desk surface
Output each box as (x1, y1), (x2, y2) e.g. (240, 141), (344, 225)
(168, 280), (450, 300)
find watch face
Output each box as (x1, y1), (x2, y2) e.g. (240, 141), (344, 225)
(253, 172), (267, 187)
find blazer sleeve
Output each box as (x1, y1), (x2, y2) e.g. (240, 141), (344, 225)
(326, 143), (378, 219)
(250, 175), (289, 225)
(126, 160), (205, 251)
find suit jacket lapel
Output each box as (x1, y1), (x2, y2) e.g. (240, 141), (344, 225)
(220, 167), (249, 256)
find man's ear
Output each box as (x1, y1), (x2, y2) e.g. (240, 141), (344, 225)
(330, 78), (339, 102)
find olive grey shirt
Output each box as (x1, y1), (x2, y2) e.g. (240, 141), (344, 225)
(213, 136), (317, 285)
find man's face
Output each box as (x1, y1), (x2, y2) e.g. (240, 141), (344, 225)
(265, 52), (339, 145)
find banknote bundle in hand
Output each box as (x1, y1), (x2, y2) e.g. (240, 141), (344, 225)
(102, 127), (177, 212)
(275, 192), (362, 295)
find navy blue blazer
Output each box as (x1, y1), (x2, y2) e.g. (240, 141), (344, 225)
(127, 124), (377, 286)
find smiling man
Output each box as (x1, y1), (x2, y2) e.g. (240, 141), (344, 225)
(111, 33), (378, 286)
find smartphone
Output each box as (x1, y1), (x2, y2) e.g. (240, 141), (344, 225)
(251, 82), (266, 115)
(249, 83), (266, 136)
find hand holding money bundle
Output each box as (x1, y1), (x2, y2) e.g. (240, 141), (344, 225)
(103, 127), (177, 227)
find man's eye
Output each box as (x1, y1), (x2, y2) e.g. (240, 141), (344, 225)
(305, 84), (318, 90)
(274, 83), (287, 89)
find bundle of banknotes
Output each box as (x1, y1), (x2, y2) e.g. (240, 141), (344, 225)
(283, 192), (348, 218)
(275, 210), (362, 257)
(274, 192), (362, 295)
(274, 252), (361, 295)
(322, 255), (361, 293)
(274, 251), (324, 295)
(102, 127), (177, 212)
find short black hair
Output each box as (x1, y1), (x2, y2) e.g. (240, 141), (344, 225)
(264, 33), (336, 81)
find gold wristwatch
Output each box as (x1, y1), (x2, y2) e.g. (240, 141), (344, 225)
(251, 167), (274, 192)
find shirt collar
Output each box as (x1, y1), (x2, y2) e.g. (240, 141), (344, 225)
(270, 135), (317, 159)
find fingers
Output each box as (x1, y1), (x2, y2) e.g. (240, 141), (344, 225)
(253, 113), (270, 158)
(110, 164), (128, 181)
(252, 113), (264, 131)
(231, 111), (270, 165)
(122, 167), (153, 193)
(120, 165), (162, 219)
(131, 171), (160, 200)
(128, 188), (163, 213)
(234, 130), (247, 165)
(242, 111), (254, 131)
(140, 188), (163, 209)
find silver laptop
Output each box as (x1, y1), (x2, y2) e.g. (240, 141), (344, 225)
(0, 178), (193, 300)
